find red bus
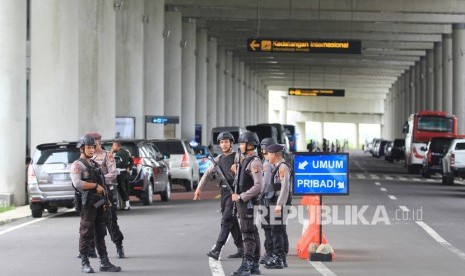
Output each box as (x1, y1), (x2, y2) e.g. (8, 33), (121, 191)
(403, 110), (457, 174)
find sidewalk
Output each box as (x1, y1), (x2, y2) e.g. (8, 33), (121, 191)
(0, 205), (31, 226)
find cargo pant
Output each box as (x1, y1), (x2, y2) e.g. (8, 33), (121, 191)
(237, 200), (260, 261)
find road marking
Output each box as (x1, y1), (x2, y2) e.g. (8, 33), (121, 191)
(416, 221), (465, 261)
(309, 261), (338, 276)
(209, 258), (225, 276)
(357, 174), (366, 179)
(0, 209), (74, 236)
(385, 176), (394, 180)
(380, 188), (387, 192)
(370, 174), (380, 179)
(398, 177), (408, 181)
(388, 195), (397, 200)
(399, 206), (410, 212)
(412, 178), (422, 181)
(374, 182), (381, 186)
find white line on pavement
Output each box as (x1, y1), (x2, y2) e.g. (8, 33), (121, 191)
(398, 177), (408, 181)
(399, 206), (410, 212)
(309, 261), (338, 276)
(388, 195), (397, 200)
(416, 221), (465, 261)
(374, 182), (381, 186)
(209, 258), (226, 276)
(380, 188), (387, 192)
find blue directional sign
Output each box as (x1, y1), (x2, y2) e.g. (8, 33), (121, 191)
(293, 153), (349, 195)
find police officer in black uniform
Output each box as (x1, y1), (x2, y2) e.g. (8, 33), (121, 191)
(231, 132), (263, 276)
(263, 143), (292, 269)
(70, 135), (121, 273)
(194, 132), (244, 260)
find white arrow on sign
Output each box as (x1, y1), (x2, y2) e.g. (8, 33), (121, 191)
(298, 160), (308, 170)
(337, 181), (345, 189)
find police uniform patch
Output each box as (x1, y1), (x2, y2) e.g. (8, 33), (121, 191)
(73, 163), (80, 174)
(279, 167), (286, 179)
(253, 165), (259, 173)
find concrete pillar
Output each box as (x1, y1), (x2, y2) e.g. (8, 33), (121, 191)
(231, 58), (239, 126)
(415, 61), (421, 112)
(280, 96), (288, 124)
(195, 28), (207, 145)
(434, 42), (443, 111)
(116, 0), (144, 138)
(443, 34), (453, 114)
(216, 47), (226, 127)
(181, 18), (196, 141)
(206, 37), (217, 144)
(409, 66), (416, 115)
(164, 8), (182, 138)
(355, 123), (360, 149)
(453, 24), (465, 133)
(404, 72), (410, 118)
(239, 62), (245, 127)
(0, 0), (26, 205)
(296, 122), (306, 151)
(224, 51), (233, 125)
(420, 56), (427, 110)
(244, 67), (250, 125)
(426, 49), (435, 110)
(144, 0), (164, 139)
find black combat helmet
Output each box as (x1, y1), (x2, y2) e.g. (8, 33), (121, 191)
(260, 137), (277, 148)
(217, 131), (235, 143)
(238, 132), (260, 146)
(76, 134), (96, 148)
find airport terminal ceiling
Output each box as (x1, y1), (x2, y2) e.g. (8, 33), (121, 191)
(166, 0), (464, 113)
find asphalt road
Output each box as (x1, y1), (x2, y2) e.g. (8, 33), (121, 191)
(2, 150), (465, 275)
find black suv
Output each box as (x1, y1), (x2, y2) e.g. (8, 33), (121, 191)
(27, 142), (80, 218)
(386, 139), (405, 163)
(421, 137), (456, 178)
(102, 140), (171, 205)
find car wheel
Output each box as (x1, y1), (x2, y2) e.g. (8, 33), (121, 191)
(407, 165), (415, 174)
(31, 205), (43, 218)
(142, 183), (154, 206)
(184, 178), (193, 192)
(421, 168), (431, 178)
(47, 206), (58, 214)
(160, 179), (171, 202)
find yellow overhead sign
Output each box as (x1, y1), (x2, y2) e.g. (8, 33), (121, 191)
(289, 88), (345, 97)
(248, 38), (361, 54)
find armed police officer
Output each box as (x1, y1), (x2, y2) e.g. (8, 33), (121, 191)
(257, 137), (276, 265)
(193, 132), (244, 260)
(88, 133), (126, 259)
(230, 132), (263, 276)
(263, 143), (291, 269)
(70, 134), (121, 273)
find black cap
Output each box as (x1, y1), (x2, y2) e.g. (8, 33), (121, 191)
(266, 144), (284, 153)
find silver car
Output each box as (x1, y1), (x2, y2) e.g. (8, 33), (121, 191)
(149, 139), (200, 192)
(27, 142), (80, 218)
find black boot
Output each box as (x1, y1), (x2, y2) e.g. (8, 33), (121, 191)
(228, 247), (244, 258)
(77, 250), (97, 259)
(283, 256), (288, 268)
(116, 246), (125, 259)
(264, 255), (284, 269)
(81, 255), (94, 273)
(207, 245), (222, 260)
(250, 260), (261, 275)
(231, 258), (252, 276)
(100, 256), (121, 272)
(259, 252), (272, 264)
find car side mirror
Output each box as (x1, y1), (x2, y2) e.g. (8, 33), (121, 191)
(420, 147), (427, 151)
(402, 122), (409, 134)
(163, 153), (170, 160)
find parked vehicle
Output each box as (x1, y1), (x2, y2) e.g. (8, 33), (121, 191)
(442, 138), (465, 185)
(421, 137), (455, 178)
(373, 140), (389, 158)
(384, 141), (393, 161)
(27, 142), (81, 218)
(403, 110), (457, 174)
(387, 138), (405, 162)
(102, 140), (172, 205)
(193, 145), (212, 176)
(149, 139), (200, 192)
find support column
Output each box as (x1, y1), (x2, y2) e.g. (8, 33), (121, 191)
(426, 49), (435, 110)
(355, 123), (360, 149)
(231, 58), (239, 126)
(224, 51), (233, 126)
(206, 37), (217, 144)
(415, 61), (421, 112)
(164, 7), (182, 138)
(443, 34), (453, 114)
(239, 62), (245, 127)
(296, 122), (306, 151)
(434, 42), (443, 111)
(116, 0), (144, 138)
(453, 24), (465, 133)
(0, 0), (26, 205)
(404, 72), (409, 118)
(409, 66), (416, 115)
(216, 47), (226, 126)
(181, 18), (196, 141)
(280, 96), (288, 124)
(420, 56), (427, 110)
(244, 67), (250, 125)
(144, 0), (164, 139)
(195, 28), (207, 145)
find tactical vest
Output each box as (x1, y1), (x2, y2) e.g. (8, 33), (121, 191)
(271, 161), (293, 205)
(76, 158), (105, 208)
(237, 156), (257, 194)
(218, 152), (236, 186)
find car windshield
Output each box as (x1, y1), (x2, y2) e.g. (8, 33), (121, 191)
(33, 148), (80, 165)
(153, 141), (185, 155)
